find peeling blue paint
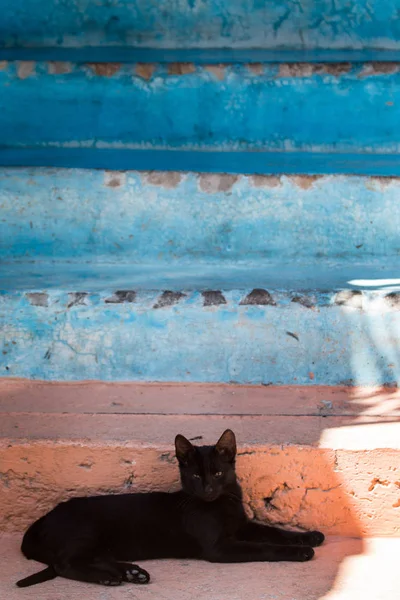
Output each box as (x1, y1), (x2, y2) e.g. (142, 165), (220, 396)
(1, 0), (399, 390)
(0, 61), (400, 176)
(0, 169), (397, 262)
(1, 170), (400, 291)
(0, 0), (399, 53)
(1, 62), (400, 173)
(1, 290), (399, 385)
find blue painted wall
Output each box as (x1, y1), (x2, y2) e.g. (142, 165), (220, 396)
(1, 2), (399, 387)
(1, 289), (399, 385)
(1, 62), (399, 152)
(0, 0), (399, 52)
(1, 169), (400, 291)
(1, 62), (400, 174)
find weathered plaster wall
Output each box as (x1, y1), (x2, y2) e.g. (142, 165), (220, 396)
(1, 63), (400, 155)
(1, 0), (399, 51)
(1, 290), (400, 384)
(1, 440), (398, 536)
(1, 170), (399, 282)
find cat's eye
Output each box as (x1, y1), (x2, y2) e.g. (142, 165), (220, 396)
(214, 471), (223, 478)
(192, 474), (200, 480)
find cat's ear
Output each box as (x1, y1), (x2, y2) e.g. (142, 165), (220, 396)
(215, 429), (237, 462)
(175, 435), (195, 465)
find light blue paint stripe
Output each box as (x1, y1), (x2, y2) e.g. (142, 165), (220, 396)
(1, 289), (399, 385)
(2, 48), (400, 64)
(2, 261), (400, 293)
(2, 169), (400, 292)
(2, 149), (400, 176)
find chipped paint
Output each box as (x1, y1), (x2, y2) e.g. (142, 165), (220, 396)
(153, 291), (186, 309)
(87, 63), (121, 77)
(2, 290), (400, 384)
(247, 63), (264, 76)
(3, 63), (400, 159)
(292, 296), (315, 309)
(67, 292), (88, 308)
(198, 174), (239, 193)
(16, 61), (34, 79)
(167, 63), (196, 76)
(292, 175), (323, 190)
(144, 171), (182, 189)
(279, 63), (352, 78)
(240, 289), (276, 306)
(250, 175), (281, 188)
(204, 65), (225, 80)
(1, 169), (400, 292)
(104, 171), (126, 188)
(320, 63), (352, 76)
(385, 292), (400, 309)
(135, 63), (156, 80)
(26, 292), (48, 307)
(47, 61), (72, 75)
(202, 291), (227, 307)
(105, 291), (136, 304)
(359, 62), (400, 78)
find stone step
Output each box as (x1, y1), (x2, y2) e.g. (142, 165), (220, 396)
(1, 63), (400, 174)
(2, 288), (400, 384)
(1, 381), (399, 536)
(3, 534), (398, 600)
(2, 169), (400, 291)
(0, 0), (398, 59)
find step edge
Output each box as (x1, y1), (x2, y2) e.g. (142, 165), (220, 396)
(2, 148), (400, 176)
(2, 47), (400, 64)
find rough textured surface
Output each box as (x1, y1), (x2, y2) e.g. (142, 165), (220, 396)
(0, 381), (399, 535)
(2, 289), (400, 384)
(8, 535), (400, 600)
(1, 0), (399, 52)
(2, 170), (400, 280)
(0, 437), (399, 536)
(2, 63), (400, 155)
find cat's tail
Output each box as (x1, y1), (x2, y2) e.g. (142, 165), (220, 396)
(16, 566), (57, 587)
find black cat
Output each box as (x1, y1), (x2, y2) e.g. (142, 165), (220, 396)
(17, 430), (324, 588)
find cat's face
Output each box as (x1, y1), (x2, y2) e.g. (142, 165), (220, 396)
(175, 429), (237, 502)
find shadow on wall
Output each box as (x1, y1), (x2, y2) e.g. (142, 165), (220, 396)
(237, 282), (400, 597)
(238, 385), (399, 598)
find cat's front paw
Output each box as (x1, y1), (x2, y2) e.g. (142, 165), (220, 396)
(119, 563), (150, 585)
(296, 546), (315, 562)
(305, 531), (325, 547)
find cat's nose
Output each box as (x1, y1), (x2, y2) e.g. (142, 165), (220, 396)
(205, 485), (214, 495)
